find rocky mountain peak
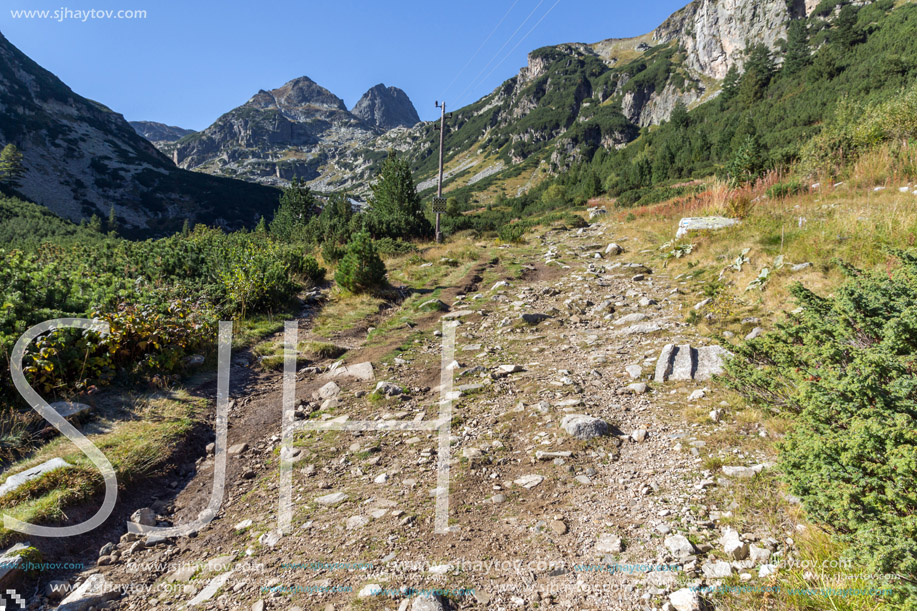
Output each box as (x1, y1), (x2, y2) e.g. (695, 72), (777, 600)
(130, 121), (195, 143)
(351, 84), (420, 130)
(246, 76), (347, 114)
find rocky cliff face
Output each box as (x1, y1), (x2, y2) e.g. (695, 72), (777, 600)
(130, 121), (195, 143)
(653, 0), (798, 80)
(351, 84), (420, 130)
(0, 31), (278, 234)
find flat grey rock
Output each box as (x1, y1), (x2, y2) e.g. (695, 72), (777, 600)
(0, 457), (72, 497)
(441, 310), (475, 319)
(514, 474), (544, 489)
(49, 401), (92, 419)
(55, 574), (119, 611)
(327, 361), (375, 381)
(676, 216), (740, 238)
(654, 344), (731, 382)
(314, 492), (348, 506)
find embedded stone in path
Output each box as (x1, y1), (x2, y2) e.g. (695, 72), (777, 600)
(56, 574), (120, 611)
(654, 344), (731, 382)
(327, 361), (375, 381)
(595, 533), (623, 554)
(0, 457), (72, 497)
(186, 571), (234, 606)
(314, 492), (348, 506)
(441, 310), (475, 319)
(514, 474), (544, 489)
(560, 414), (609, 440)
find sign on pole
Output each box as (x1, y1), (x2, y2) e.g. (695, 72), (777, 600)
(432, 197), (447, 213)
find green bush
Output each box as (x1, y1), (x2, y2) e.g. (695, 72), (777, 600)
(298, 255), (325, 287)
(766, 180), (808, 199)
(721, 253), (917, 604)
(724, 134), (769, 186)
(498, 222), (528, 244)
(334, 232), (387, 293)
(321, 241), (345, 263)
(373, 237), (418, 256)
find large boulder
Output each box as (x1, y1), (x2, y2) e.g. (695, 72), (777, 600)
(560, 414), (609, 440)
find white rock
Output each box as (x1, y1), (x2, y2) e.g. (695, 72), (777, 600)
(318, 381), (341, 400)
(664, 534), (695, 557)
(688, 389), (706, 401)
(346, 516), (369, 530)
(0, 457), (72, 496)
(358, 583), (383, 598)
(749, 544), (771, 564)
(702, 560), (733, 578)
(722, 464), (765, 478)
(669, 588), (702, 611)
(514, 474), (544, 489)
(605, 243), (623, 255)
(595, 533), (623, 554)
(720, 528), (749, 560)
(314, 492), (348, 506)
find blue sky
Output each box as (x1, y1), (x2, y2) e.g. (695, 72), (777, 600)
(2, 0), (688, 129)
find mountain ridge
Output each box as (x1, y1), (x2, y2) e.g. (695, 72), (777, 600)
(0, 30), (279, 235)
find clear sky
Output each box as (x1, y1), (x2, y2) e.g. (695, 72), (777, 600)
(2, 0), (688, 129)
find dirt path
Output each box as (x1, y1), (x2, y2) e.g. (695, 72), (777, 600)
(41, 220), (782, 611)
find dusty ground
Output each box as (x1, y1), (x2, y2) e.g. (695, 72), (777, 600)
(28, 216), (800, 611)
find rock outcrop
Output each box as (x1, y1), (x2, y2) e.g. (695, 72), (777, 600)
(351, 84), (420, 130)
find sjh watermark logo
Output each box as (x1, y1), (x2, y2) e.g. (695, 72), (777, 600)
(9, 7), (147, 22)
(0, 588), (26, 610)
(6, 317), (458, 539)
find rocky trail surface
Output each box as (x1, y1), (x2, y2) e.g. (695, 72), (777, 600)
(42, 218), (789, 611)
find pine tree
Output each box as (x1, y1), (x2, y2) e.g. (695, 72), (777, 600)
(783, 20), (810, 74)
(255, 216), (267, 233)
(334, 231), (387, 292)
(270, 177), (315, 241)
(88, 214), (103, 233)
(737, 44), (775, 105)
(832, 5), (864, 49)
(367, 152), (433, 240)
(720, 65), (741, 105)
(181, 218), (191, 237)
(669, 102), (689, 130)
(0, 144), (25, 189)
(107, 205), (118, 236)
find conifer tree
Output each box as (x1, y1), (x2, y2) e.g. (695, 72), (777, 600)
(0, 144), (25, 189)
(783, 20), (810, 74)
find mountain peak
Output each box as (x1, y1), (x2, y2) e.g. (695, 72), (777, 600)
(351, 84), (420, 130)
(247, 76), (347, 113)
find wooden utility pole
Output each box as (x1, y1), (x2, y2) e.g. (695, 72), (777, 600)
(434, 100), (446, 244)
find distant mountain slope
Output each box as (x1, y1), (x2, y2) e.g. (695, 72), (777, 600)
(130, 121), (196, 143)
(351, 84), (420, 130)
(0, 31), (279, 235)
(158, 0), (810, 198)
(171, 76), (382, 188)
